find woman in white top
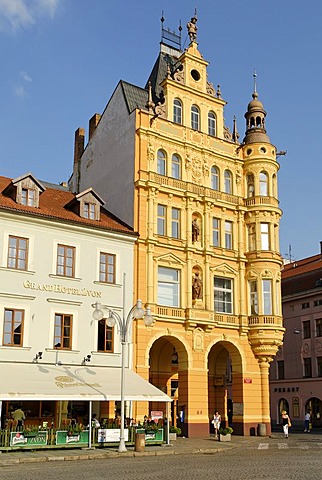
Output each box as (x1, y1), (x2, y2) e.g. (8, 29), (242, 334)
(212, 411), (221, 439)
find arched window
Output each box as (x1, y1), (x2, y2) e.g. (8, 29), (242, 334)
(208, 111), (216, 136)
(173, 98), (182, 124)
(224, 170), (232, 194)
(211, 166), (219, 190)
(191, 105), (200, 130)
(247, 174), (255, 197)
(172, 154), (181, 179)
(259, 171), (268, 196)
(157, 150), (166, 176)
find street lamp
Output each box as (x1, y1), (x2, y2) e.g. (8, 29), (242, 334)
(92, 299), (154, 452)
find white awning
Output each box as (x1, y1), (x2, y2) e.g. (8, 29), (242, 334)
(0, 363), (172, 402)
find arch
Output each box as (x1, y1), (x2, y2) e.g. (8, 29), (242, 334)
(173, 98), (182, 125)
(171, 153), (181, 179)
(278, 398), (289, 423)
(191, 104), (200, 131)
(211, 166), (219, 190)
(305, 397), (322, 427)
(157, 149), (166, 176)
(224, 169), (233, 194)
(208, 111), (216, 136)
(259, 171), (268, 196)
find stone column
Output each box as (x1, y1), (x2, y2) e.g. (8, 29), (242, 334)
(258, 357), (272, 435)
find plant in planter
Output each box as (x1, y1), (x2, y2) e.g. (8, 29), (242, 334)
(169, 425), (181, 440)
(218, 427), (233, 442)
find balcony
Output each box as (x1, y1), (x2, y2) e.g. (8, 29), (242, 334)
(248, 315), (283, 327)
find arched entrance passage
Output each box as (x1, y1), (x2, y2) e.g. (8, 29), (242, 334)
(148, 335), (189, 436)
(305, 397), (322, 428)
(208, 341), (243, 434)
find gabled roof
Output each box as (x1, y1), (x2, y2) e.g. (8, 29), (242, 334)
(0, 176), (136, 236)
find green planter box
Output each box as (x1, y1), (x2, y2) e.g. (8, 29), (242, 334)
(136, 428), (164, 442)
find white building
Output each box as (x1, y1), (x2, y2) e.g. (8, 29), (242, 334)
(0, 173), (169, 428)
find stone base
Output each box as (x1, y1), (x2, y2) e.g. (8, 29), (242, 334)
(219, 433), (231, 442)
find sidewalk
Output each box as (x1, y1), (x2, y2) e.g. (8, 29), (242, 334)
(0, 435), (256, 467)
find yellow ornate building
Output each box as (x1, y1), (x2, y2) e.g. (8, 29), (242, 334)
(69, 15), (284, 436)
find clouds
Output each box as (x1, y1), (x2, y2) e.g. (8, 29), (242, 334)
(0, 0), (61, 31)
(14, 71), (33, 98)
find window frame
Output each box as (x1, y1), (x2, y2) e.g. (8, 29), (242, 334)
(54, 313), (73, 350)
(302, 320), (311, 339)
(157, 150), (166, 176)
(171, 207), (180, 239)
(56, 244), (75, 278)
(171, 154), (181, 179)
(212, 217), (220, 247)
(3, 308), (24, 346)
(224, 170), (232, 194)
(214, 277), (233, 314)
(262, 279), (272, 315)
(157, 204), (166, 236)
(260, 223), (270, 250)
(97, 319), (114, 352)
(316, 318), (322, 337)
(211, 166), (219, 190)
(157, 266), (180, 307)
(303, 357), (312, 378)
(99, 252), (116, 284)
(208, 111), (216, 136)
(259, 171), (268, 196)
(7, 235), (28, 271)
(84, 202), (96, 219)
(224, 220), (233, 249)
(249, 280), (258, 315)
(21, 188), (35, 207)
(173, 98), (182, 125)
(191, 105), (200, 131)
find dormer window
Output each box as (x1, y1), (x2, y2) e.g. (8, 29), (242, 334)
(21, 188), (35, 207)
(84, 202), (95, 219)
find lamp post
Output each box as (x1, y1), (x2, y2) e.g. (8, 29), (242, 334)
(92, 298), (154, 452)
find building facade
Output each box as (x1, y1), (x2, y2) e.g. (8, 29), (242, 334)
(69, 16), (284, 436)
(270, 248), (322, 430)
(0, 172), (142, 427)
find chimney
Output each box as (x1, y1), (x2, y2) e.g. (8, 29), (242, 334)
(74, 128), (85, 165)
(89, 114), (101, 141)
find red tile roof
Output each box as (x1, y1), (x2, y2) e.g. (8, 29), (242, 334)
(0, 176), (136, 236)
(282, 254), (322, 296)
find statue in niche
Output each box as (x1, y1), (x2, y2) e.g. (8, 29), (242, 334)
(192, 272), (203, 300)
(192, 218), (200, 242)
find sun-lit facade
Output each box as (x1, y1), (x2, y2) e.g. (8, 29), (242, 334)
(69, 15), (284, 436)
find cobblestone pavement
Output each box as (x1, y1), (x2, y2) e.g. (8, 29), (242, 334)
(0, 432), (321, 468)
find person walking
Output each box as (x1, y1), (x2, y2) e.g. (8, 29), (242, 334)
(304, 411), (311, 432)
(281, 410), (291, 438)
(212, 411), (221, 439)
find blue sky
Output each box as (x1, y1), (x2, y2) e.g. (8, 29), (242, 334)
(0, 0), (321, 261)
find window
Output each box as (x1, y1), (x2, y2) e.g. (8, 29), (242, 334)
(314, 299), (322, 306)
(277, 360), (285, 380)
(302, 302), (310, 309)
(208, 111), (216, 136)
(262, 279), (272, 315)
(224, 170), (232, 194)
(191, 105), (200, 130)
(171, 208), (180, 239)
(157, 205), (166, 236)
(21, 188), (35, 206)
(211, 166), (219, 190)
(84, 202), (95, 219)
(303, 358), (312, 378)
(157, 150), (166, 175)
(7, 236), (28, 270)
(97, 320), (113, 352)
(3, 309), (24, 346)
(247, 174), (255, 197)
(212, 218), (220, 247)
(316, 319), (322, 337)
(57, 244), (75, 277)
(214, 277), (233, 314)
(249, 280), (258, 315)
(303, 320), (311, 339)
(259, 172), (268, 196)
(99, 253), (116, 283)
(248, 224), (256, 251)
(158, 267), (180, 307)
(173, 99), (182, 124)
(224, 221), (233, 249)
(171, 154), (181, 179)
(317, 357), (322, 377)
(54, 314), (72, 349)
(260, 223), (270, 250)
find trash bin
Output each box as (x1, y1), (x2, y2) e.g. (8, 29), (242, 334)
(134, 433), (145, 452)
(258, 423), (266, 436)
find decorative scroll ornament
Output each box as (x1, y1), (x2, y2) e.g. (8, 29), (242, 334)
(206, 80), (215, 96)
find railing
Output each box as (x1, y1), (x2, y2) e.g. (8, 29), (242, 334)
(248, 315), (283, 327)
(213, 314), (238, 325)
(157, 306), (185, 318)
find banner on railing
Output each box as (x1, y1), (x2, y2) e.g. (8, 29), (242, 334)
(10, 431), (48, 447)
(56, 430), (89, 445)
(98, 428), (129, 443)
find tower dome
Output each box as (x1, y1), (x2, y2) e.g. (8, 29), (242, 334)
(243, 76), (270, 144)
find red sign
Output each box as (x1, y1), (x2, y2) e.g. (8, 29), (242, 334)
(151, 411), (163, 422)
(244, 378), (252, 383)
